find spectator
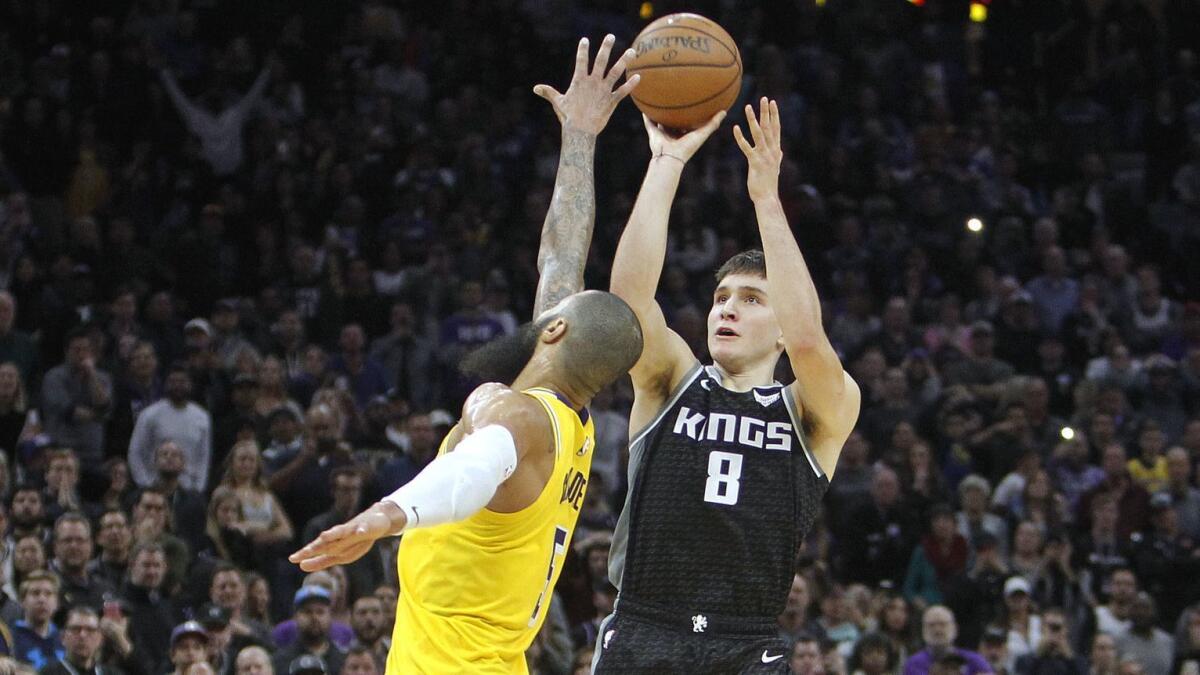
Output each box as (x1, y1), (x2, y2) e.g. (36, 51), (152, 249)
(271, 587), (345, 675)
(368, 302), (435, 411)
(128, 366), (212, 492)
(792, 633), (825, 675)
(6, 488), (41, 549)
(40, 327), (112, 477)
(208, 565), (272, 647)
(234, 646), (272, 675)
(201, 486), (254, 570)
(267, 405), (353, 533)
(779, 574), (820, 643)
(979, 626), (1012, 675)
(251, 357), (302, 427)
(148, 441), (208, 554)
(347, 596), (387, 666)
(12, 570), (62, 669)
(876, 593), (921, 667)
(42, 450), (86, 525)
(1160, 447), (1200, 538)
(120, 543), (176, 672)
(1078, 445), (1152, 541)
(0, 294), (37, 385)
(262, 409), (303, 470)
(1049, 437), (1106, 514)
(158, 66), (271, 176)
(339, 646), (378, 675)
(850, 632), (898, 675)
(218, 441), (294, 550)
(40, 606), (103, 675)
(49, 512), (113, 611)
(286, 655), (325, 675)
(902, 606), (992, 675)
(842, 468), (918, 587)
(1126, 420), (1169, 495)
(167, 622), (210, 675)
(88, 509), (133, 590)
(327, 326), (387, 412)
(129, 487), (189, 594)
(957, 475), (1011, 561)
(1013, 607), (1086, 675)
(904, 504), (969, 607)
(371, 413), (437, 500)
(270, 574), (352, 652)
(1132, 494), (1200, 629)
(1089, 633), (1120, 675)
(1114, 594), (1174, 675)
(8, 536), (46, 602)
(196, 603), (250, 675)
(998, 577), (1044, 671)
(107, 341), (163, 458)
(1090, 568), (1139, 643)
(300, 469), (380, 603)
(0, 364), (32, 460)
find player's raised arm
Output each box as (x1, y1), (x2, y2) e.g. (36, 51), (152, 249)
(732, 98), (861, 474)
(609, 112), (724, 397)
(289, 383), (549, 572)
(531, 35), (640, 315)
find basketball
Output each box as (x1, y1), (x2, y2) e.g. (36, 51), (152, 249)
(627, 13), (742, 131)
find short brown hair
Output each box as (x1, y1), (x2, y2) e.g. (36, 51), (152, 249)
(19, 570), (60, 598)
(715, 249), (767, 284)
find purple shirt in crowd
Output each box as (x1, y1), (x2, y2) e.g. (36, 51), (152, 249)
(903, 648), (994, 675)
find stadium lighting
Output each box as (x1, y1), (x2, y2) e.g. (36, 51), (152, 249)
(970, 1), (989, 22)
(966, 217), (984, 233)
(1060, 427), (1075, 441)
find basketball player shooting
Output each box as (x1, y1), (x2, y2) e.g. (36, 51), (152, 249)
(289, 35), (644, 674)
(592, 98), (862, 673)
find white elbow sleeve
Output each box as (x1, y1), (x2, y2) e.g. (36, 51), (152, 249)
(382, 425), (518, 530)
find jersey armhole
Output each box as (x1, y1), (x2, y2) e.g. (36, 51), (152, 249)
(782, 387), (827, 479)
(628, 362), (704, 447)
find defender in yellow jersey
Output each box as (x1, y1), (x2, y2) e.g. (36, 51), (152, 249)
(390, 388), (595, 672)
(291, 35), (644, 674)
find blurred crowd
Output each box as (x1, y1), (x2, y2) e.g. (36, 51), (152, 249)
(0, 0), (1198, 674)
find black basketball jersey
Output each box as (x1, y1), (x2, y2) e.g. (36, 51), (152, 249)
(609, 364), (829, 622)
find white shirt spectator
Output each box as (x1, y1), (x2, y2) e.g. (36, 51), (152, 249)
(128, 398), (212, 491)
(159, 67), (270, 175)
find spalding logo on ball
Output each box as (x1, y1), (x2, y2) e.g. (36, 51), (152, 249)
(627, 13), (742, 131)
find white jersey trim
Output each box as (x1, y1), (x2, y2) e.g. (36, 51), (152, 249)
(782, 386), (826, 478)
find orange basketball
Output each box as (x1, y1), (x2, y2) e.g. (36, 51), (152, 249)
(627, 13), (743, 131)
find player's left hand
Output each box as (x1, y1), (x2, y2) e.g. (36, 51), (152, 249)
(289, 502), (404, 571)
(533, 34), (641, 136)
(733, 97), (784, 202)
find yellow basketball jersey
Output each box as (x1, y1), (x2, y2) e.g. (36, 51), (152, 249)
(387, 388), (594, 674)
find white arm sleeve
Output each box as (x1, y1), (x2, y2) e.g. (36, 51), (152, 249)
(382, 424), (518, 531)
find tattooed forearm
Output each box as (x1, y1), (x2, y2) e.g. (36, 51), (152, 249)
(533, 126), (597, 316)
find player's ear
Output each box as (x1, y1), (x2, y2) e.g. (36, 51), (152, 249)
(539, 318), (568, 344)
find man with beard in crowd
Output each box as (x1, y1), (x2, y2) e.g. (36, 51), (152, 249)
(9, 484), (47, 542)
(272, 587), (345, 675)
(347, 595), (388, 666)
(128, 365), (212, 492)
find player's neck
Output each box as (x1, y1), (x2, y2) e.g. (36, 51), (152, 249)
(709, 360), (777, 393)
(512, 362), (589, 410)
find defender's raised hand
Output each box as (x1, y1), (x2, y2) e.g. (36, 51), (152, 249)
(533, 34), (641, 135)
(733, 97), (784, 202)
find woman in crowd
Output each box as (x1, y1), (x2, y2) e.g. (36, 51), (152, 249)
(219, 439), (294, 547)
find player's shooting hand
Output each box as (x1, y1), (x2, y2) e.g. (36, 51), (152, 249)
(533, 34), (641, 136)
(644, 110), (726, 165)
(289, 501), (405, 572)
(733, 97), (784, 202)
